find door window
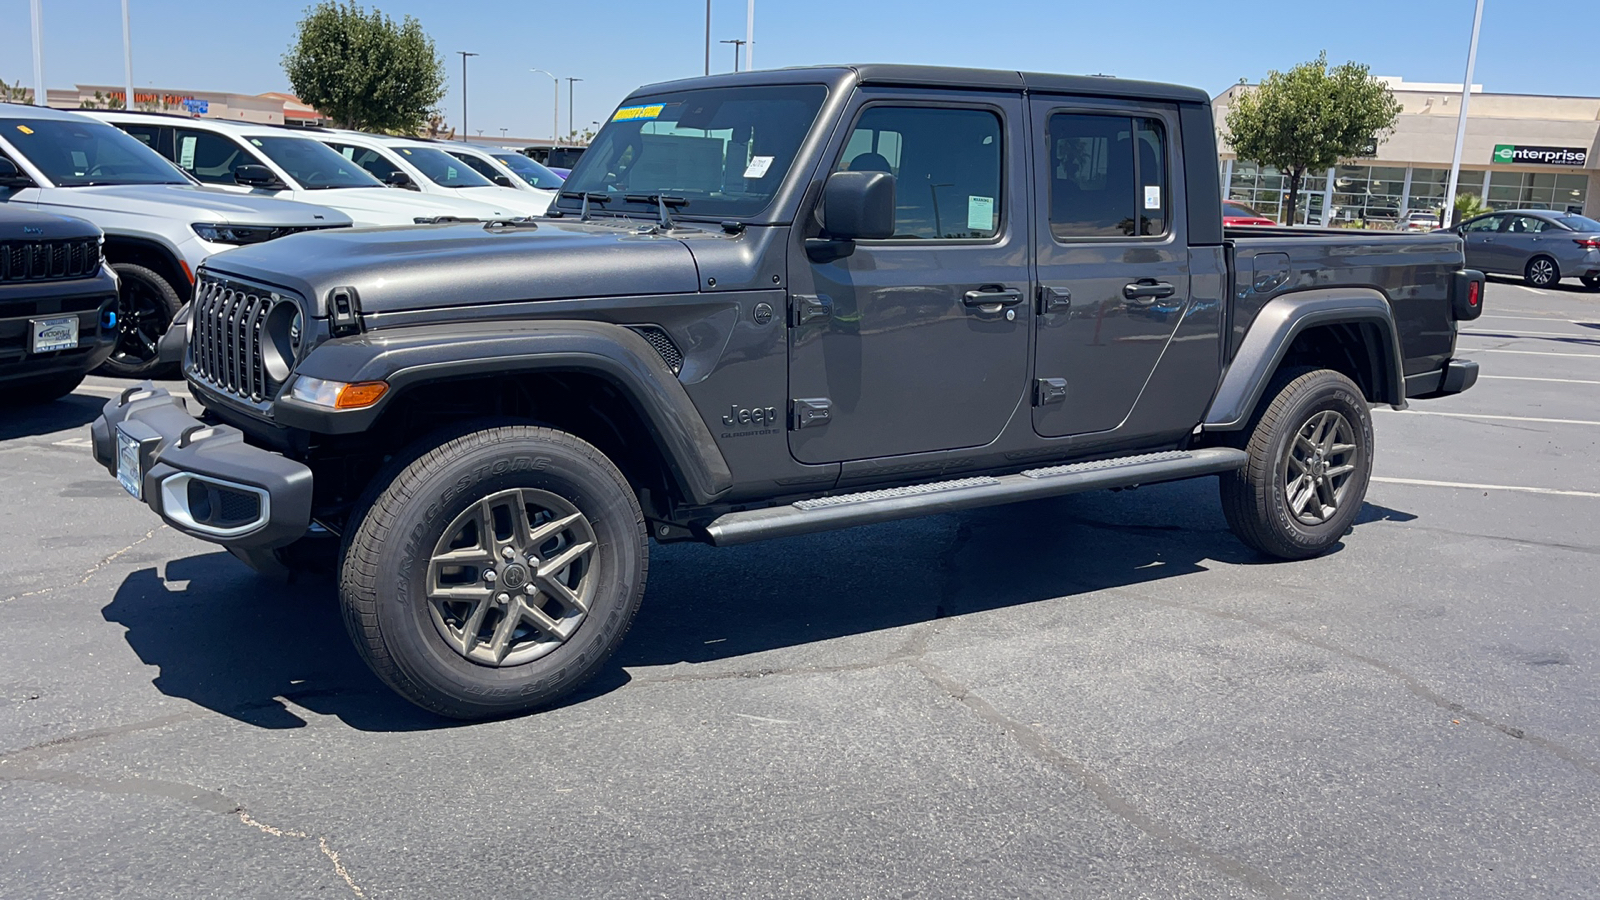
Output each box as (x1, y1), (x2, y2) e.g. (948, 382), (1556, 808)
(1462, 215), (1503, 233)
(327, 143), (403, 183)
(175, 129), (263, 185)
(834, 106), (1003, 240)
(120, 124), (163, 153)
(1047, 113), (1168, 239)
(449, 151), (503, 182)
(1505, 215), (1551, 234)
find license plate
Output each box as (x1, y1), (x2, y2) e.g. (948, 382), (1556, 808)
(30, 316), (79, 353)
(116, 427), (143, 500)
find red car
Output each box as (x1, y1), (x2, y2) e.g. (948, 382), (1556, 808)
(1223, 200), (1277, 227)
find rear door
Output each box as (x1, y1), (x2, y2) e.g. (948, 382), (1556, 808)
(786, 90), (1032, 464)
(1029, 98), (1189, 438)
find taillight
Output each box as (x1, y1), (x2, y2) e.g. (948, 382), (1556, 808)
(1467, 280), (1481, 309)
(1576, 238), (1600, 250)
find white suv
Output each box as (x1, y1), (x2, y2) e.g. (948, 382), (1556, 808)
(317, 131), (552, 217)
(440, 142), (566, 194)
(0, 103), (350, 377)
(86, 112), (504, 227)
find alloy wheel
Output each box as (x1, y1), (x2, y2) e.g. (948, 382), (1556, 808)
(426, 487), (597, 667)
(1529, 258), (1557, 287)
(1284, 409), (1359, 526)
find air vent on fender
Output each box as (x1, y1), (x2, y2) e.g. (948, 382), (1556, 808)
(625, 325), (683, 376)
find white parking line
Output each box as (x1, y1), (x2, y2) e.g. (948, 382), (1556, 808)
(1479, 315), (1599, 325)
(1459, 328), (1597, 339)
(1372, 476), (1600, 499)
(1380, 409), (1600, 427)
(1474, 348), (1600, 359)
(1480, 375), (1600, 385)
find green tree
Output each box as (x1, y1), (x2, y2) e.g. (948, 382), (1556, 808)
(282, 1), (446, 134)
(1225, 53), (1402, 225)
(1, 78), (33, 104)
(1453, 192), (1488, 225)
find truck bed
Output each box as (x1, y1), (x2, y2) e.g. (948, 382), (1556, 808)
(1225, 227), (1464, 379)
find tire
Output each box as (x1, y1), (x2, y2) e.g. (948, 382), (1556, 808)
(1581, 275), (1600, 291)
(96, 263), (182, 379)
(1524, 256), (1560, 289)
(339, 423), (648, 719)
(0, 373), (83, 406)
(1219, 368), (1374, 560)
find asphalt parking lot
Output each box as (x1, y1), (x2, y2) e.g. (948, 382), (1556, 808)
(3, 279), (1598, 899)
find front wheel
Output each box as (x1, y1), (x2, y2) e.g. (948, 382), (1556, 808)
(339, 423), (647, 719)
(1219, 368), (1374, 560)
(96, 263), (182, 379)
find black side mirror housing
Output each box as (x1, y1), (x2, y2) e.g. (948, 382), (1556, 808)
(385, 170), (416, 189)
(0, 158), (34, 188)
(806, 170), (895, 262)
(234, 164), (286, 190)
(492, 174), (514, 187)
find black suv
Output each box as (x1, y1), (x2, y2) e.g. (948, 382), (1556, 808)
(92, 66), (1483, 718)
(1, 206), (118, 403)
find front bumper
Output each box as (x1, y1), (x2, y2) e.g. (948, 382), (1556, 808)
(89, 383), (313, 549)
(0, 271), (120, 383)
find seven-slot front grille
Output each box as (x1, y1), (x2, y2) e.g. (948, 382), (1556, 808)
(190, 276), (290, 402)
(0, 238), (101, 283)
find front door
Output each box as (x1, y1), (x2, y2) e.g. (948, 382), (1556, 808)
(1030, 99), (1191, 439)
(786, 92), (1032, 465)
(1460, 213), (1505, 273)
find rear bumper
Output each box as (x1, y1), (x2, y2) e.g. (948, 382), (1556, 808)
(1405, 358), (1479, 398)
(89, 383), (313, 549)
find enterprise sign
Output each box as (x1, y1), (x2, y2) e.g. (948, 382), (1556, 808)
(1492, 144), (1588, 167)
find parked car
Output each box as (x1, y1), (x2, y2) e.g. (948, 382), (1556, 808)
(1404, 210), (1441, 232)
(521, 145), (586, 170)
(441, 143), (565, 191)
(0, 104), (350, 377)
(0, 206), (119, 403)
(91, 64), (1483, 719)
(86, 112), (505, 227)
(1222, 199), (1276, 226)
(314, 132), (551, 217)
(1456, 209), (1600, 289)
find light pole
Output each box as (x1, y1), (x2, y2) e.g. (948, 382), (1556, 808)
(745, 0), (754, 71)
(1443, 0), (1485, 225)
(29, 0), (44, 106)
(457, 51), (479, 140)
(500, 127), (508, 139)
(121, 0), (134, 112)
(530, 69), (558, 144)
(721, 39), (745, 73)
(704, 0), (712, 76)
(566, 77), (582, 142)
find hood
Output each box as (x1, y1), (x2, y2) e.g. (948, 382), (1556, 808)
(41, 184), (351, 227)
(301, 187), (511, 226)
(454, 186), (553, 217)
(201, 218), (702, 316)
(0, 204), (101, 241)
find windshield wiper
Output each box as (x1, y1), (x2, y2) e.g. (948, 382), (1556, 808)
(560, 191), (610, 222)
(624, 194), (688, 232)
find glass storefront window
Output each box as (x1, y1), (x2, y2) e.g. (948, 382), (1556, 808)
(1225, 159), (1582, 225)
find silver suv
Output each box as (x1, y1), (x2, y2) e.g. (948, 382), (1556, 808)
(0, 104), (350, 376)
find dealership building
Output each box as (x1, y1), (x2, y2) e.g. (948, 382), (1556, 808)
(1213, 78), (1599, 226)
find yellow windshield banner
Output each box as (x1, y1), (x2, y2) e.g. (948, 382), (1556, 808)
(612, 104), (665, 122)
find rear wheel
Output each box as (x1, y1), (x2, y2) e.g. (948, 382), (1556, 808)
(1219, 368), (1374, 560)
(96, 263), (181, 379)
(339, 423), (647, 719)
(1524, 256), (1560, 288)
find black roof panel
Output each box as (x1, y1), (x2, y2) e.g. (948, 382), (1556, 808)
(630, 65), (1209, 105)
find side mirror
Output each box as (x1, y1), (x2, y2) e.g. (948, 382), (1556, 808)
(823, 170), (895, 240)
(234, 164), (286, 190)
(492, 174), (515, 187)
(384, 170), (416, 189)
(806, 170), (895, 262)
(0, 158), (34, 188)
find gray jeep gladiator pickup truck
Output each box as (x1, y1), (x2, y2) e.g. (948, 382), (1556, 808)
(90, 65), (1484, 719)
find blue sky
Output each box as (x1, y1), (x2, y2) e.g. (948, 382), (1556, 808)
(0, 0), (1576, 141)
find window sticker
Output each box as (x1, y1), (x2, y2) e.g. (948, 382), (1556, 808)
(967, 195), (995, 232)
(612, 104), (666, 122)
(15, 125), (34, 135)
(742, 155), (774, 179)
(340, 147), (355, 160)
(1144, 185), (1161, 210)
(179, 136), (197, 170)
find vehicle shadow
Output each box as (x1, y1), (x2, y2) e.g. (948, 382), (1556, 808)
(103, 479), (1414, 728)
(0, 393), (102, 441)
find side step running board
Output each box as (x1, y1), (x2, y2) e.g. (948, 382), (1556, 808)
(703, 448), (1248, 546)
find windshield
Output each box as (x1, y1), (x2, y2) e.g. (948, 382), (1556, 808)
(394, 146), (494, 188)
(493, 152), (564, 189)
(1554, 214), (1600, 232)
(3, 118), (188, 186)
(558, 84), (828, 218)
(248, 136), (383, 189)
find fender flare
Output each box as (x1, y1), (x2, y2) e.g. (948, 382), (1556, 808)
(275, 319), (734, 504)
(1204, 288), (1406, 431)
